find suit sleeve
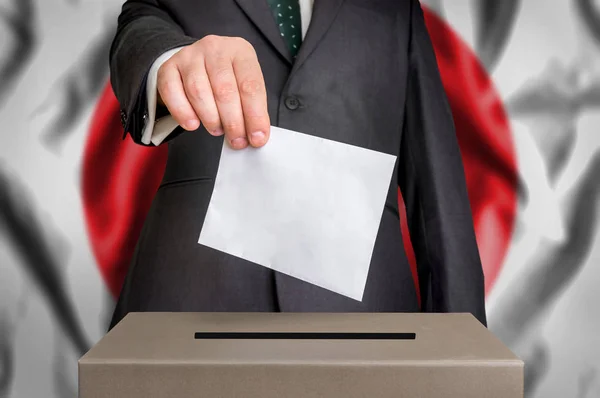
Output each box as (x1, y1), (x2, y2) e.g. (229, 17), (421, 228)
(110, 0), (197, 144)
(397, 0), (487, 326)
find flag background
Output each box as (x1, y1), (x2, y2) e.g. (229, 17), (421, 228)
(0, 0), (599, 397)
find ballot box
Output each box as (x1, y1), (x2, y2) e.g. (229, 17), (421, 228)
(79, 312), (523, 398)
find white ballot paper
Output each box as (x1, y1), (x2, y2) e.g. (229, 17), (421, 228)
(198, 126), (397, 301)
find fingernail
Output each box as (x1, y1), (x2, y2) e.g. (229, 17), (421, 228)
(212, 128), (224, 136)
(186, 120), (200, 130)
(251, 131), (265, 143)
(231, 137), (248, 149)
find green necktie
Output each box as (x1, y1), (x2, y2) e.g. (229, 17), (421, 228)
(266, 0), (303, 57)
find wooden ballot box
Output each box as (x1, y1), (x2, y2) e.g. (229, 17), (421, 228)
(79, 312), (523, 397)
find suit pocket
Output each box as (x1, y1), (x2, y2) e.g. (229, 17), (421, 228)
(158, 176), (214, 190)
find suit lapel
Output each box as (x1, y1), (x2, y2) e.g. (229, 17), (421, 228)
(234, 0), (293, 64)
(292, 0), (345, 73)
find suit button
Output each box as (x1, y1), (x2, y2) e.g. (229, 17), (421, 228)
(284, 96), (300, 110)
(120, 110), (127, 128)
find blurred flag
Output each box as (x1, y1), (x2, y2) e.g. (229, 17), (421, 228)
(2, 1), (600, 397)
(0, 0), (36, 106)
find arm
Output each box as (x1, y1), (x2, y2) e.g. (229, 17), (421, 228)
(111, 1), (271, 148)
(398, 0), (487, 326)
(110, 0), (196, 144)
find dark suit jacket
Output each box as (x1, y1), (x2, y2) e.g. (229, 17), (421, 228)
(108, 0), (487, 329)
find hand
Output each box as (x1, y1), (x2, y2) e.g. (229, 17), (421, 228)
(157, 35), (270, 149)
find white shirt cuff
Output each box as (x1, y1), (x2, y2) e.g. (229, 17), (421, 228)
(141, 46), (186, 146)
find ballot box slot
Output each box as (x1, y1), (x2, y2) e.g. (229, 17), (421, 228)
(194, 332), (416, 340)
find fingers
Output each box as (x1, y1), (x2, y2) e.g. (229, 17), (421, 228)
(157, 62), (200, 131)
(233, 42), (270, 147)
(179, 57), (223, 137)
(205, 52), (248, 149)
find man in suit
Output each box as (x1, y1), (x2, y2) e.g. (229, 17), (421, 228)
(108, 0), (487, 329)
